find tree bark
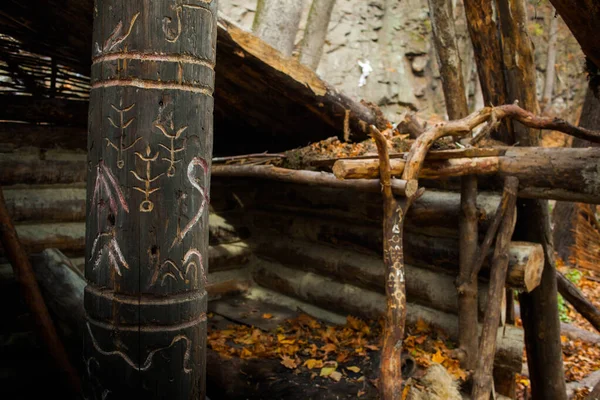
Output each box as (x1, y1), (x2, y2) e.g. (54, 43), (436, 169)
(553, 89), (600, 262)
(548, 0), (600, 69)
(85, 1), (217, 398)
(542, 10), (559, 111)
(463, 0), (511, 142)
(556, 272), (600, 332)
(494, 0), (567, 398)
(372, 128), (410, 399)
(428, 0), (478, 371)
(0, 187), (81, 394)
(252, 0), (305, 58)
(472, 177), (518, 400)
(298, 0), (336, 70)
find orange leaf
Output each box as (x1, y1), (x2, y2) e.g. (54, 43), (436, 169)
(303, 359), (324, 370)
(280, 355), (299, 369)
(262, 313), (273, 319)
(415, 318), (430, 334)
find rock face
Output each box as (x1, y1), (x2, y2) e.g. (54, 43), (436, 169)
(218, 0), (587, 125)
(219, 0), (445, 122)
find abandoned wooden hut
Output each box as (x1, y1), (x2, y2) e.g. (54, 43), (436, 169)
(1, 1), (600, 400)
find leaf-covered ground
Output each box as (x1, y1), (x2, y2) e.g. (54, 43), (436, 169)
(207, 313), (466, 397)
(516, 264), (600, 399)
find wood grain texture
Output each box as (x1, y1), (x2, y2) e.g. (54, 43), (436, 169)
(84, 1), (217, 398)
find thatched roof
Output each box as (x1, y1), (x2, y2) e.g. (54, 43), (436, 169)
(0, 1), (386, 155)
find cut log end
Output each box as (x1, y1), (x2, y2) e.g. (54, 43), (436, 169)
(509, 242), (544, 293)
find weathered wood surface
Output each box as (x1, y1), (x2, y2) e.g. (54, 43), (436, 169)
(3, 187), (86, 222)
(0, 187), (81, 394)
(252, 237), (489, 317)
(549, 0), (600, 69)
(84, 1), (217, 398)
(212, 165), (417, 197)
(333, 147), (600, 204)
(0, 95), (89, 126)
(248, 211), (543, 291)
(0, 3), (386, 154)
(252, 261), (524, 374)
(472, 177), (518, 400)
(0, 123), (86, 151)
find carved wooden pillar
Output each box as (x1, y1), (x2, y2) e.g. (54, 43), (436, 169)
(84, 1), (217, 398)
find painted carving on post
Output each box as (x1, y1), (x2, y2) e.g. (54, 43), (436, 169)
(86, 322), (193, 373)
(106, 101), (141, 169)
(149, 248), (206, 288)
(154, 120), (187, 177)
(90, 161), (130, 277)
(385, 206), (406, 309)
(131, 145), (164, 213)
(90, 231), (129, 276)
(171, 157), (210, 248)
(96, 12), (140, 54)
(163, 2), (214, 44)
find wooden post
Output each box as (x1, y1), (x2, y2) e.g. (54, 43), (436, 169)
(84, 1), (217, 398)
(427, 0), (478, 371)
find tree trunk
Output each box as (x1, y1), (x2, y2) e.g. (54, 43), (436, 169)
(463, 0), (511, 143)
(553, 89), (600, 262)
(542, 9), (559, 111)
(496, 0), (567, 398)
(252, 0), (305, 58)
(84, 1), (217, 398)
(428, 0), (479, 372)
(548, 0), (600, 69)
(298, 0), (336, 70)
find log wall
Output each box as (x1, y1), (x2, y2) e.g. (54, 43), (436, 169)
(1, 126), (528, 392)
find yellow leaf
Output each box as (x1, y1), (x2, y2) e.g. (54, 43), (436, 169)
(320, 361), (338, 377)
(240, 348), (253, 358)
(329, 371), (342, 382)
(402, 384), (411, 400)
(262, 313), (273, 319)
(280, 355), (299, 369)
(277, 334), (296, 345)
(346, 366), (361, 373)
(303, 359), (324, 370)
(432, 350), (445, 364)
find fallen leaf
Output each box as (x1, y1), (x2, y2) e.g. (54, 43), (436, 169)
(303, 359), (324, 370)
(346, 366), (361, 373)
(329, 371), (342, 382)
(320, 361), (338, 377)
(280, 355), (299, 369)
(432, 350), (445, 364)
(262, 313), (273, 319)
(415, 318), (430, 334)
(357, 390), (366, 397)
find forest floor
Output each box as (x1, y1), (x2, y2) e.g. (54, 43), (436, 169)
(516, 261), (600, 399)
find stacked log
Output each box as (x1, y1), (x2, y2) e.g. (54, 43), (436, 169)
(207, 174), (531, 380)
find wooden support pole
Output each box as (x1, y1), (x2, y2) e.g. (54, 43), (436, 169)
(0, 186), (81, 394)
(84, 1), (217, 398)
(373, 127), (411, 400)
(211, 165), (417, 197)
(472, 176), (518, 399)
(427, 0), (477, 372)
